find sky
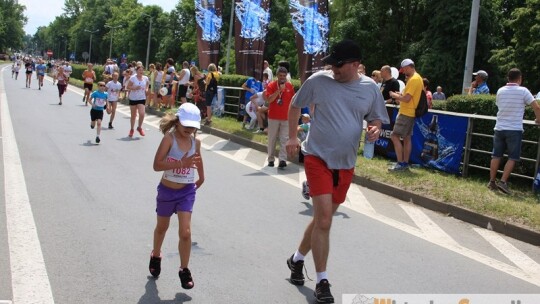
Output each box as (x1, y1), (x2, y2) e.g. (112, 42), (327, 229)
(19, 0), (176, 35)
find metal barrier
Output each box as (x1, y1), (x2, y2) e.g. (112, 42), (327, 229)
(220, 86), (245, 118)
(460, 112), (539, 186)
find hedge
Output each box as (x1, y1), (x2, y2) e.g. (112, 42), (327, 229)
(433, 94), (540, 179)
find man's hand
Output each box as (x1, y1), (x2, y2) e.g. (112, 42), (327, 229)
(366, 125), (380, 142)
(286, 137), (301, 159)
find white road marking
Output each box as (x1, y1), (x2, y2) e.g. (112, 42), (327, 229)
(233, 147), (251, 160)
(344, 184), (376, 214)
(206, 139), (228, 151)
(474, 228), (540, 276)
(0, 301), (13, 304)
(400, 203), (460, 247)
(1, 67), (55, 303)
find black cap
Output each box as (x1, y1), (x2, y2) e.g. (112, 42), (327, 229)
(322, 39), (362, 65)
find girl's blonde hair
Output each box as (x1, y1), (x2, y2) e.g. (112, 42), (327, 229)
(190, 66), (200, 75)
(208, 63), (217, 72)
(159, 114), (179, 134)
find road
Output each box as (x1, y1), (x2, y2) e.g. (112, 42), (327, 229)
(1, 65), (540, 304)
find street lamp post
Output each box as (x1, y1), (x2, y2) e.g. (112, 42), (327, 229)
(105, 24), (122, 59)
(141, 13), (153, 70)
(84, 29), (99, 64)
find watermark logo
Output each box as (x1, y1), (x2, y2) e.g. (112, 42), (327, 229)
(343, 294), (540, 304)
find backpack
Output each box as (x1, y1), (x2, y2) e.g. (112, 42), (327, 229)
(415, 89), (429, 117)
(208, 72), (218, 92)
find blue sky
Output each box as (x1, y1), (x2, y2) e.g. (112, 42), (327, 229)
(19, 0), (177, 35)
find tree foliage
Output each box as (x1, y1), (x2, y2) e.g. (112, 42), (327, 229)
(0, 0), (27, 52)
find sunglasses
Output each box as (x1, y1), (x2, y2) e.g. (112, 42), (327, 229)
(99, 84), (106, 87)
(333, 60), (356, 68)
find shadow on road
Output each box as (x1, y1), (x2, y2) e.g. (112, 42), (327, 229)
(285, 279), (316, 303)
(299, 201), (350, 219)
(137, 278), (192, 304)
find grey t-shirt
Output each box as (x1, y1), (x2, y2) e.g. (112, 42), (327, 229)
(292, 70), (390, 169)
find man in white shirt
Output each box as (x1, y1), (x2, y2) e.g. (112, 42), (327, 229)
(488, 68), (540, 194)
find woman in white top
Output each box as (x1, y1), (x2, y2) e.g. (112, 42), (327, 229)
(176, 61), (191, 104)
(126, 65), (150, 138)
(105, 72), (123, 129)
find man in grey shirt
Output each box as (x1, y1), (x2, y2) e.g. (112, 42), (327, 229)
(285, 39), (390, 303)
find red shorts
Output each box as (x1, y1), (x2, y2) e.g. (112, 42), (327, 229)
(304, 155), (354, 204)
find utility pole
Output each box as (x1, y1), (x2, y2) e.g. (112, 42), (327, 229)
(141, 13), (153, 70)
(84, 29), (99, 64)
(462, 0), (481, 94)
(225, 0), (235, 75)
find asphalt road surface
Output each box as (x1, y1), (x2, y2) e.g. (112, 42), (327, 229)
(1, 65), (540, 304)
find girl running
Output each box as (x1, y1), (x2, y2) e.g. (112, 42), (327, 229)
(149, 103), (204, 290)
(126, 65), (149, 137)
(36, 59), (46, 90)
(56, 66), (68, 105)
(24, 60), (33, 88)
(82, 63), (97, 106)
(105, 72), (122, 129)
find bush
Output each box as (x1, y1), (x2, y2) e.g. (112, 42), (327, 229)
(71, 64), (106, 82)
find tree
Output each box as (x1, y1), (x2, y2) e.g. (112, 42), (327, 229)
(490, 0), (540, 91)
(0, 0), (27, 52)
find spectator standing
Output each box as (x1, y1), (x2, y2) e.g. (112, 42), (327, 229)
(264, 66), (295, 168)
(371, 70), (383, 88)
(177, 61), (191, 104)
(263, 60), (273, 81)
(380, 65), (400, 105)
(204, 63), (220, 125)
(190, 66), (207, 118)
(423, 78), (433, 109)
(284, 39), (389, 304)
(389, 58), (424, 171)
(468, 70), (490, 95)
(432, 86), (446, 100)
(487, 68), (540, 194)
(162, 58), (176, 109)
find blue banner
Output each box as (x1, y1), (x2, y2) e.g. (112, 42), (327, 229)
(289, 0), (330, 82)
(195, 0), (223, 70)
(375, 108), (468, 174)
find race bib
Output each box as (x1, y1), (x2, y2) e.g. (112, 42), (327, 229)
(94, 98), (106, 107)
(162, 156), (196, 184)
(85, 77), (93, 83)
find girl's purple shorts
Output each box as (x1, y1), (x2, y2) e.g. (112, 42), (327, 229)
(155, 183), (196, 216)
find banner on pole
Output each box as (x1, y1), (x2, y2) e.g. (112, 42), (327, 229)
(289, 0), (330, 82)
(195, 0), (223, 70)
(234, 0), (271, 79)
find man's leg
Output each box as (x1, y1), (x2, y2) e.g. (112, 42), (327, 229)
(266, 119), (279, 164)
(403, 135), (412, 163)
(500, 160), (516, 183)
(489, 157), (501, 181)
(311, 195), (338, 273)
(391, 134), (403, 162)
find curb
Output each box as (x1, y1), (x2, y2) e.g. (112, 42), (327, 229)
(137, 102), (540, 246)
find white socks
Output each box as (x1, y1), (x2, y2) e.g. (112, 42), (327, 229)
(316, 271), (328, 283)
(292, 250), (305, 263)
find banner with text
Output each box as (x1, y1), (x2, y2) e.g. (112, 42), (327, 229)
(195, 0), (223, 70)
(375, 108), (468, 175)
(234, 0), (271, 80)
(289, 0), (330, 82)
